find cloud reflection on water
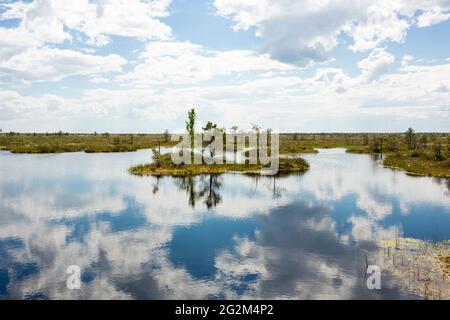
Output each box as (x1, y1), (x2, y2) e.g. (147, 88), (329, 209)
(0, 149), (448, 299)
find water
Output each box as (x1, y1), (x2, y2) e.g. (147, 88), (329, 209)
(0, 148), (449, 299)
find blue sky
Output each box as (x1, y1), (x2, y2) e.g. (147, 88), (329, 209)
(0, 0), (449, 133)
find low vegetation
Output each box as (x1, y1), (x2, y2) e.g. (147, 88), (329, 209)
(1, 123), (448, 178)
(346, 128), (450, 178)
(0, 131), (175, 153)
(384, 156), (450, 178)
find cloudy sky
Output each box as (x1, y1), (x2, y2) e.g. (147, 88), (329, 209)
(0, 0), (449, 133)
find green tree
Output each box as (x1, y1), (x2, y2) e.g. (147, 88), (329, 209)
(202, 121), (217, 131)
(164, 129), (170, 142)
(404, 127), (416, 149)
(185, 108), (196, 148)
(203, 122), (218, 158)
(151, 146), (162, 167)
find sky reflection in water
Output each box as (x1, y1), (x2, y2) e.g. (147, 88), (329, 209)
(0, 148), (449, 299)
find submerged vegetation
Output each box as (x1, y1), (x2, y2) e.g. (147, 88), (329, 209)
(380, 238), (450, 299)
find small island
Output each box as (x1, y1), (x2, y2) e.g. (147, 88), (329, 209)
(129, 153), (310, 176)
(129, 109), (310, 176)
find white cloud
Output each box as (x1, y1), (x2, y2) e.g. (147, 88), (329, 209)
(348, 1), (409, 52)
(2, 56), (449, 132)
(118, 41), (295, 85)
(0, 0), (173, 46)
(358, 48), (395, 82)
(214, 0), (450, 65)
(0, 1), (449, 131)
(89, 76), (110, 84)
(435, 83), (449, 92)
(401, 54), (414, 67)
(0, 1), (173, 83)
(0, 47), (126, 82)
(0, 27), (40, 60)
(416, 10), (450, 27)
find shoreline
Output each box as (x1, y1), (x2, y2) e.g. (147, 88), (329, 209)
(346, 149), (450, 179)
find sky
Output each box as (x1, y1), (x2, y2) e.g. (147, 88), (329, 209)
(0, 0), (449, 133)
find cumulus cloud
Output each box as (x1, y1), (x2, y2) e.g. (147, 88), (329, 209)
(416, 10), (450, 27)
(0, 0), (449, 131)
(358, 48), (395, 82)
(0, 27), (41, 60)
(0, 47), (126, 82)
(214, 0), (450, 65)
(118, 41), (295, 85)
(0, 0), (172, 46)
(2, 56), (449, 132)
(0, 1), (173, 83)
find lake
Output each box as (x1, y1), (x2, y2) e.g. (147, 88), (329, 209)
(0, 148), (449, 299)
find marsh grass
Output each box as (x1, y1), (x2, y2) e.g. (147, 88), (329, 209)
(344, 133), (450, 178)
(384, 156), (450, 178)
(0, 133), (175, 153)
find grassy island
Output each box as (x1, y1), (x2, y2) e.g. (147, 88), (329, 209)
(129, 153), (310, 176)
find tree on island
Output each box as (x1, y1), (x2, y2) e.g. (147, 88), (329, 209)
(185, 108), (196, 147)
(202, 121), (217, 131)
(151, 146), (162, 167)
(202, 121), (218, 158)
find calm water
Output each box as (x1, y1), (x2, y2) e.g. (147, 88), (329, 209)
(0, 148), (449, 299)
